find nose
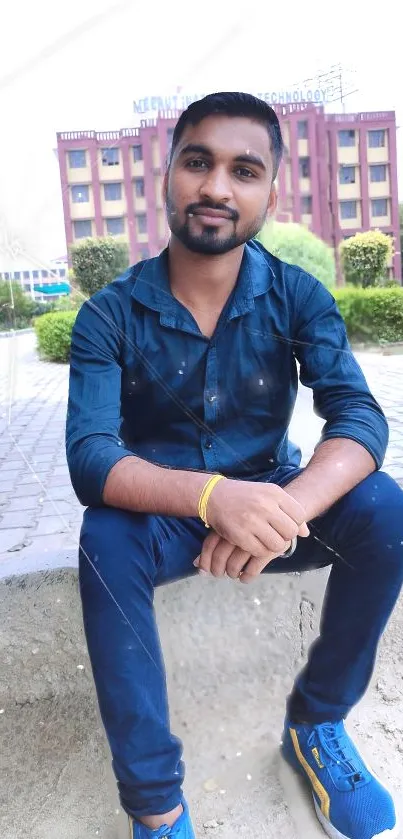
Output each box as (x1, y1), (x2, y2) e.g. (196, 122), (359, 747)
(199, 165), (233, 204)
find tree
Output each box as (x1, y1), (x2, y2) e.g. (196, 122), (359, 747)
(0, 280), (35, 329)
(399, 203), (403, 280)
(71, 236), (130, 297)
(340, 230), (393, 288)
(256, 222), (336, 288)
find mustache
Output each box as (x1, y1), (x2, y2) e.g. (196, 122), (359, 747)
(185, 202), (239, 222)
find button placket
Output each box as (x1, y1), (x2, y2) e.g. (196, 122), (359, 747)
(202, 345), (218, 469)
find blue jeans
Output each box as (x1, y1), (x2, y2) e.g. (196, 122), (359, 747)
(79, 468), (403, 818)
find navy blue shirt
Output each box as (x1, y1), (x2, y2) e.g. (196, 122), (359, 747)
(66, 240), (388, 507)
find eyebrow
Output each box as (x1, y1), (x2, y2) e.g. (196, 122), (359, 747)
(178, 143), (267, 172)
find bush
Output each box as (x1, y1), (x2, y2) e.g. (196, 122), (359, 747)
(334, 286), (403, 344)
(340, 230), (393, 288)
(0, 280), (36, 329)
(34, 311), (78, 362)
(71, 236), (130, 297)
(256, 222), (336, 289)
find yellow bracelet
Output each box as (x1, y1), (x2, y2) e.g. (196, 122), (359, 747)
(198, 474), (225, 528)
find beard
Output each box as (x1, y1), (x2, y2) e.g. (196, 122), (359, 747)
(166, 194), (268, 256)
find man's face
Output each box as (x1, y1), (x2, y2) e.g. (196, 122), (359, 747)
(164, 115), (277, 255)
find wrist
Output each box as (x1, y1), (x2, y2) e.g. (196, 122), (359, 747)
(198, 474), (226, 527)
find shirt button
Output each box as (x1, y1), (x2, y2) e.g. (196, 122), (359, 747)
(204, 439), (213, 449)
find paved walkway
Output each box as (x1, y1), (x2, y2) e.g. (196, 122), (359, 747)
(1, 332), (403, 572)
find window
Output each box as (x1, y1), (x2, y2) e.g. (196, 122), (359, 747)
(340, 201), (357, 220)
(32, 270), (39, 279)
(101, 147), (119, 166)
(71, 184), (89, 203)
(339, 165), (356, 184)
(4, 272), (10, 280)
(297, 120), (308, 139)
(338, 130), (355, 147)
(23, 271), (30, 280)
(23, 284), (31, 292)
(14, 271), (21, 280)
(368, 130), (385, 148)
(133, 144), (143, 162)
(106, 217), (125, 235)
(137, 214), (147, 234)
(301, 195), (312, 214)
(370, 164), (387, 183)
(134, 178), (145, 198)
(59, 269), (66, 277)
(372, 198), (388, 217)
(139, 246), (149, 260)
(299, 157), (310, 178)
(74, 219), (92, 239)
(68, 150), (86, 168)
(104, 182), (122, 201)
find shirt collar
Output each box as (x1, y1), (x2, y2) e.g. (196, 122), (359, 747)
(130, 239), (275, 317)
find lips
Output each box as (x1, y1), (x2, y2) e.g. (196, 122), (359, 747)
(191, 207), (233, 220)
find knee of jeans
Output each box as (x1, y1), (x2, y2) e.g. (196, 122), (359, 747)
(79, 506), (156, 585)
(346, 471), (403, 552)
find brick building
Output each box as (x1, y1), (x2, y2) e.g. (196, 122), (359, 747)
(56, 102), (401, 281)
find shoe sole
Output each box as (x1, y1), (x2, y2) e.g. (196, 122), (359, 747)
(313, 796), (400, 839)
(281, 743), (400, 839)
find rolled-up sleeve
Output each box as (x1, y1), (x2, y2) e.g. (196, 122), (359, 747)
(293, 274), (388, 469)
(66, 293), (134, 507)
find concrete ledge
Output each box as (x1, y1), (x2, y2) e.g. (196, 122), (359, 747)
(1, 566), (402, 838)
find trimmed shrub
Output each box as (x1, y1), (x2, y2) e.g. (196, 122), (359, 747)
(34, 311), (77, 362)
(334, 286), (403, 344)
(257, 222), (336, 288)
(71, 236), (130, 297)
(340, 230), (393, 288)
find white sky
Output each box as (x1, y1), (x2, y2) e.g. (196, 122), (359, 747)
(1, 0), (401, 270)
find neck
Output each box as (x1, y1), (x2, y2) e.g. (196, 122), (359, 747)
(168, 236), (245, 308)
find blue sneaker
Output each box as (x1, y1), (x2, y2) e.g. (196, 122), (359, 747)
(129, 800), (195, 839)
(282, 719), (398, 839)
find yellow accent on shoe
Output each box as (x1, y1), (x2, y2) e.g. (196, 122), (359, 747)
(312, 746), (325, 769)
(290, 728), (330, 820)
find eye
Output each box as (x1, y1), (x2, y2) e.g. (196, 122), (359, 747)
(235, 167), (255, 179)
(186, 159), (208, 170)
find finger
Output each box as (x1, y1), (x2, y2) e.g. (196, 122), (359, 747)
(276, 491), (309, 531)
(198, 530), (222, 574)
(259, 506), (302, 543)
(253, 522), (289, 555)
(225, 547), (253, 580)
(298, 521), (310, 537)
(210, 539), (237, 578)
(239, 552), (279, 584)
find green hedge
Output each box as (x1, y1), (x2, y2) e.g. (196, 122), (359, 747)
(34, 311), (77, 362)
(334, 286), (403, 344)
(32, 286), (403, 363)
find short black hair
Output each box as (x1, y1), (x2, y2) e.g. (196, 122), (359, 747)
(168, 91), (284, 179)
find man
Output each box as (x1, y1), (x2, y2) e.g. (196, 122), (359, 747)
(66, 92), (402, 839)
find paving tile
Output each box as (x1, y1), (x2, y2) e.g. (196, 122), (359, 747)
(0, 528), (28, 554)
(0, 510), (36, 529)
(32, 516), (69, 536)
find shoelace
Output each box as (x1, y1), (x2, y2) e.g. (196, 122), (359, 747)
(153, 822), (183, 838)
(307, 724), (364, 784)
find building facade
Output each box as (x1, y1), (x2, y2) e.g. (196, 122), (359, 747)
(0, 257), (69, 300)
(56, 103), (401, 281)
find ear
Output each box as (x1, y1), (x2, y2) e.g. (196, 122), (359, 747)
(266, 184), (278, 220)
